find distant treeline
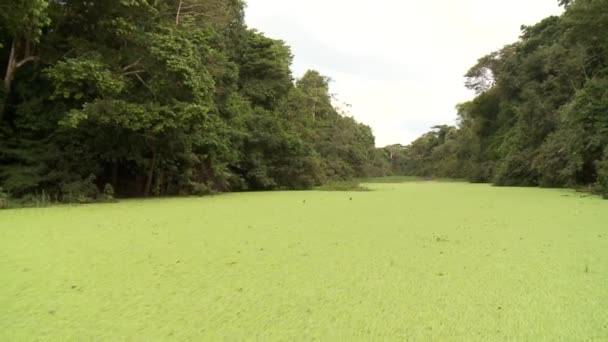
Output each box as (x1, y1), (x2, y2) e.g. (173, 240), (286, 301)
(1, 0), (390, 205)
(382, 0), (608, 198)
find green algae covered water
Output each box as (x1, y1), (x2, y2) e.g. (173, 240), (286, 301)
(1, 182), (607, 340)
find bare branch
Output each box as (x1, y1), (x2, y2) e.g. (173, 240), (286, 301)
(135, 73), (147, 86)
(16, 56), (39, 68)
(180, 4), (206, 9)
(135, 73), (157, 100)
(181, 12), (213, 18)
(176, 0), (183, 26)
(122, 57), (143, 71)
(123, 70), (145, 76)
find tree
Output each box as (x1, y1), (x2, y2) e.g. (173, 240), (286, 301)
(390, 1), (608, 198)
(0, 0), (50, 119)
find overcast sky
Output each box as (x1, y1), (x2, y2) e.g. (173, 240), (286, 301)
(245, 0), (563, 147)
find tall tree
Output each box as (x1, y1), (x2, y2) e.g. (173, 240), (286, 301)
(0, 0), (50, 118)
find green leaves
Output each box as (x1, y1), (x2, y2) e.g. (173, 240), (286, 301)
(596, 148), (608, 198)
(46, 57), (125, 101)
(1, 0), (380, 201)
(147, 27), (216, 103)
(0, 0), (51, 42)
(392, 1), (608, 197)
(237, 30), (293, 109)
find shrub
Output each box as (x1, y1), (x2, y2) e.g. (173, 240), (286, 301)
(316, 180), (370, 192)
(61, 174), (99, 203)
(534, 130), (583, 188)
(468, 161), (494, 184)
(0, 187), (9, 209)
(189, 182), (214, 196)
(19, 191), (52, 207)
(596, 149), (608, 199)
(493, 150), (538, 187)
(99, 183), (115, 202)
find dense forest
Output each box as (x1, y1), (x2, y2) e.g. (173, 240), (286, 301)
(385, 0), (608, 199)
(2, 0), (607, 206)
(0, 0), (388, 205)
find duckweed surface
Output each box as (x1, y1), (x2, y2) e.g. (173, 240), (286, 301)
(1, 182), (607, 340)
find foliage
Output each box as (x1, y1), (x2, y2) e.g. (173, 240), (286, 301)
(5, 0), (605, 201)
(101, 183), (115, 202)
(60, 174), (99, 203)
(0, 187), (9, 209)
(315, 180), (370, 192)
(386, 0), (608, 199)
(596, 148), (608, 199)
(0, 0), (380, 204)
(358, 176), (421, 183)
(189, 182), (214, 196)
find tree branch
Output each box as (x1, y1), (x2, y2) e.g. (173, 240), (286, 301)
(181, 12), (213, 18)
(123, 70), (145, 76)
(122, 57), (143, 71)
(15, 56), (38, 69)
(176, 0), (183, 26)
(180, 4), (206, 9)
(134, 73), (157, 100)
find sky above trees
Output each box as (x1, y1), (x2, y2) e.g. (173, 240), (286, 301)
(246, 0), (563, 146)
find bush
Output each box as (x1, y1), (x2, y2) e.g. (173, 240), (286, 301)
(0, 187), (9, 209)
(19, 190), (52, 207)
(189, 182), (214, 196)
(316, 180), (370, 192)
(99, 183), (115, 202)
(596, 149), (608, 199)
(493, 151), (538, 187)
(61, 174), (99, 203)
(468, 161), (494, 183)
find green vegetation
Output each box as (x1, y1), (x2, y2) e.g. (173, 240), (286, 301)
(385, 0), (608, 198)
(0, 187), (8, 209)
(0, 0), (382, 205)
(358, 176), (464, 184)
(2, 182), (607, 340)
(315, 180), (370, 192)
(3, 0), (608, 203)
(3, 0), (607, 339)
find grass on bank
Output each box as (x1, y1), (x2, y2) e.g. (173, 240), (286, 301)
(314, 180), (371, 191)
(358, 176), (465, 183)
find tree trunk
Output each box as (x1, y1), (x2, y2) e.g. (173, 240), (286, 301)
(144, 151), (157, 197)
(111, 161), (119, 190)
(1, 38), (38, 121)
(176, 0), (183, 26)
(156, 169), (164, 196)
(3, 40), (16, 92)
(1, 39), (17, 121)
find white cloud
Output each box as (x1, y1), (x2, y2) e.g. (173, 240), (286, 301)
(246, 0), (563, 146)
